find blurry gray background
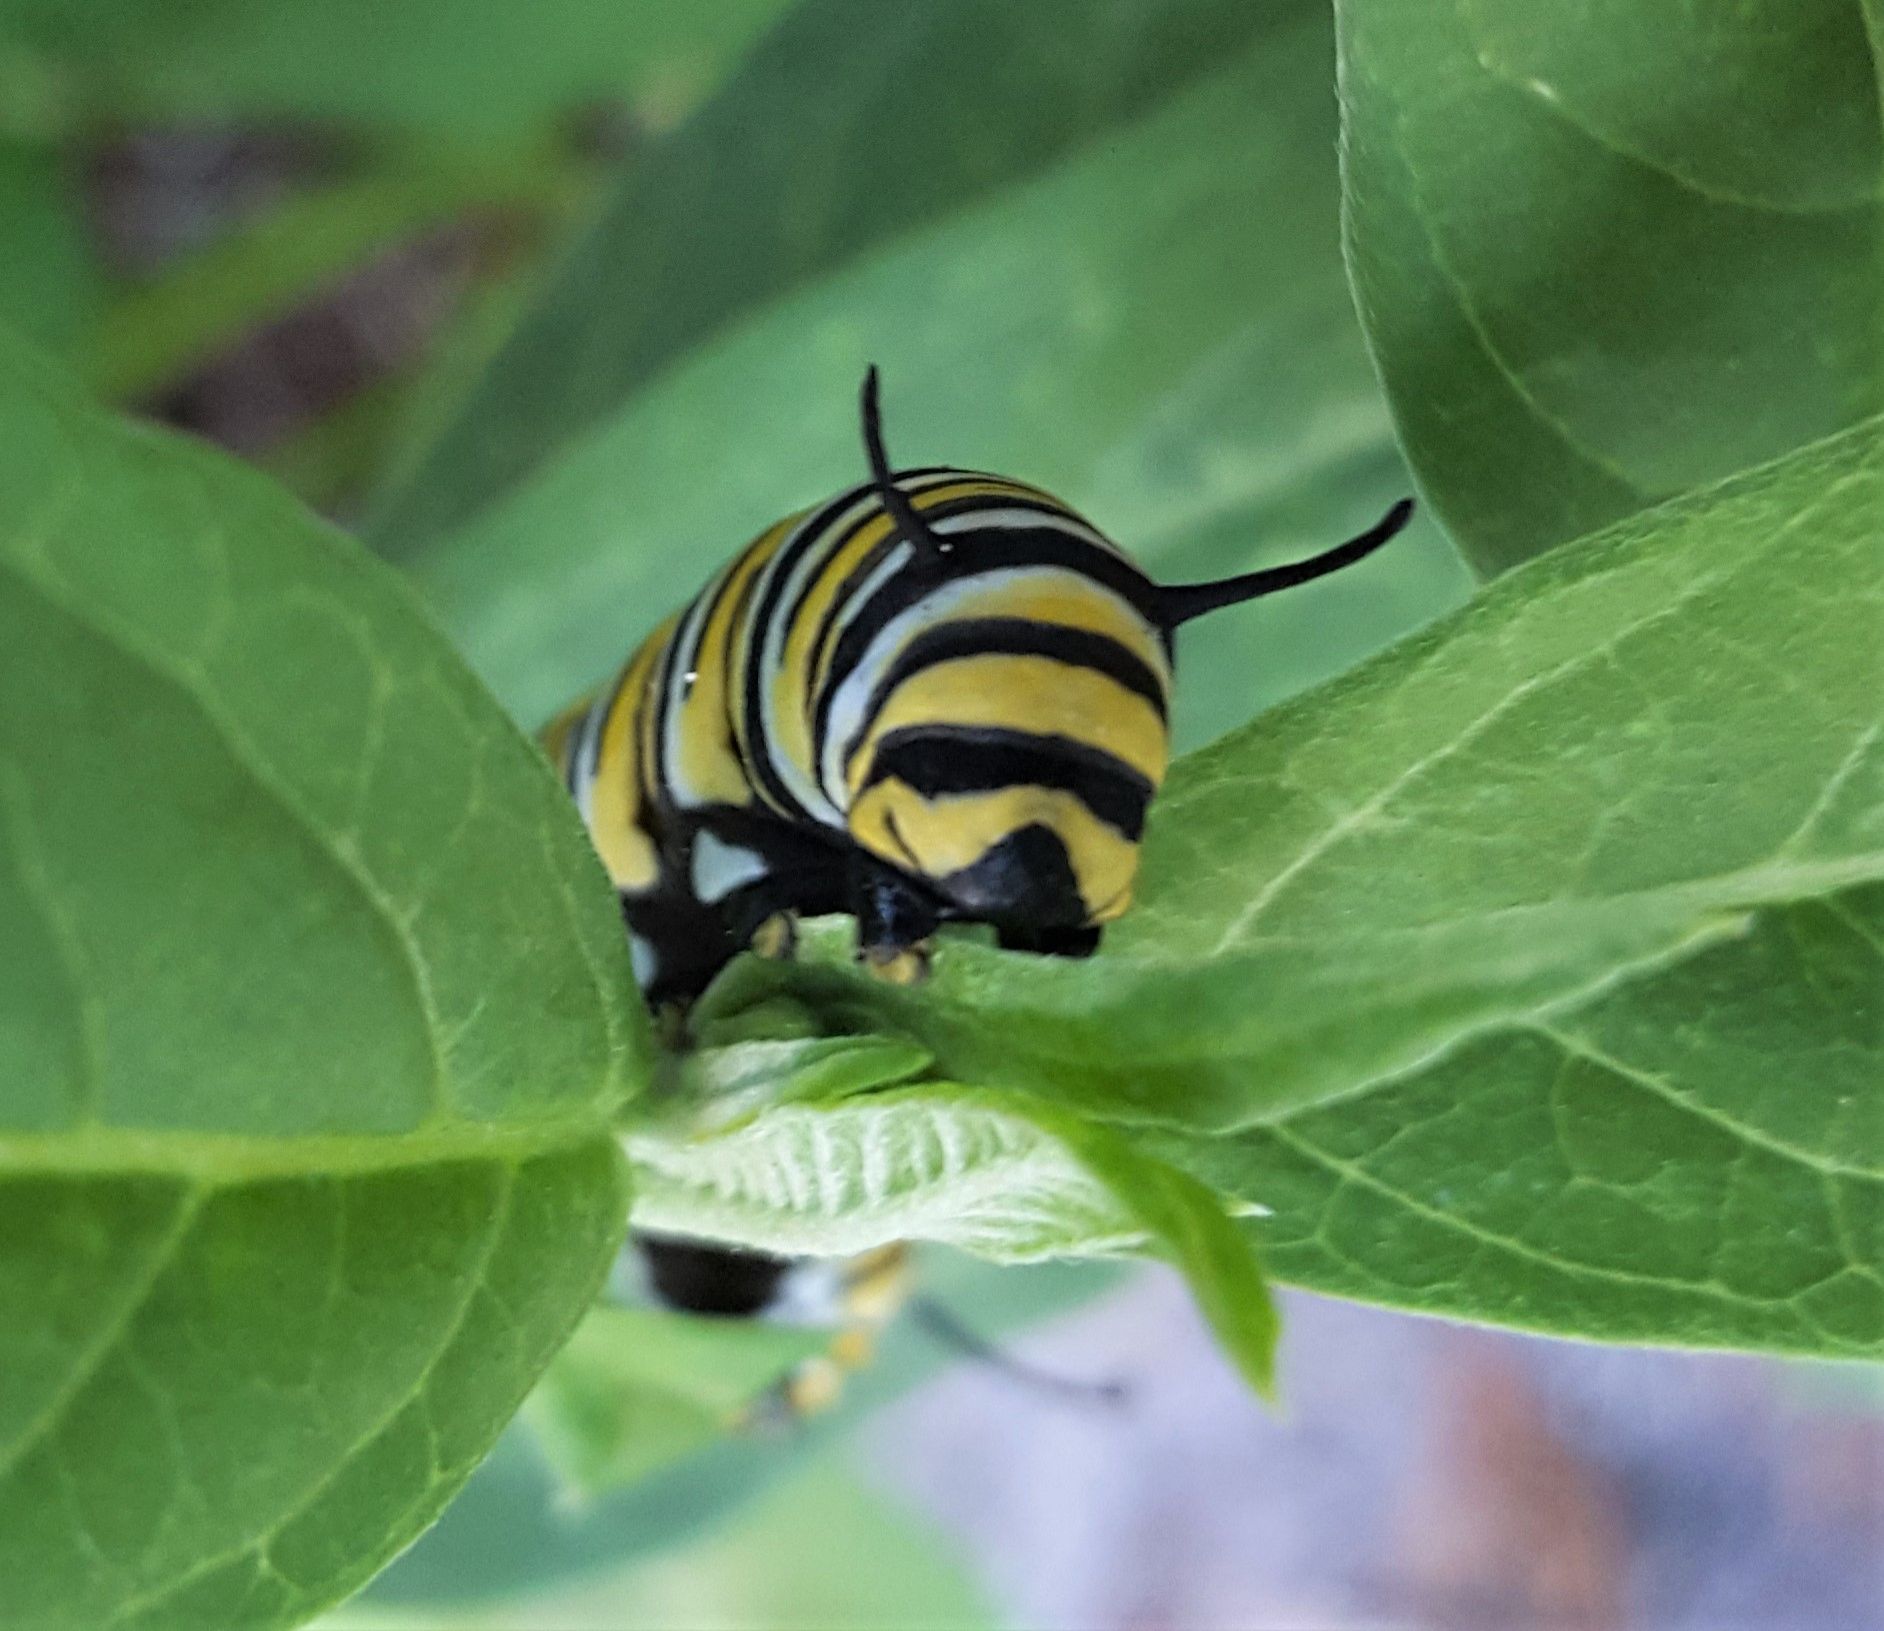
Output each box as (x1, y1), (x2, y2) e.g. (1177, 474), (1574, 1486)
(872, 1270), (1882, 1631)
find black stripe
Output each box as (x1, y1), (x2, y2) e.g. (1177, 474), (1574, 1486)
(861, 725), (1151, 842)
(716, 534), (773, 752)
(833, 616), (1168, 783)
(884, 616), (1166, 714)
(737, 480), (875, 817)
(914, 511), (1168, 634)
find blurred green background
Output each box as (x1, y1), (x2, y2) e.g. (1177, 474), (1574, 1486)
(3, 3), (1873, 1627)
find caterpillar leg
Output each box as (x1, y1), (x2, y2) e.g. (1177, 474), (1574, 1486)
(652, 1000), (690, 1050)
(746, 910), (798, 961)
(852, 860), (940, 986)
(738, 1245), (914, 1430)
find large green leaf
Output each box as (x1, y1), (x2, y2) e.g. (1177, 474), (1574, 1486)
(699, 417), (1883, 1355)
(377, 0), (1467, 743)
(1337, 0), (1883, 574)
(371, 0), (1297, 548)
(0, 333), (644, 1629)
(1150, 882), (1884, 1356)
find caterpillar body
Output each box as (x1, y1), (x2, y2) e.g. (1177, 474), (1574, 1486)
(545, 370), (1410, 1408)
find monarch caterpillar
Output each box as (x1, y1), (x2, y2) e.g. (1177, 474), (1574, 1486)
(546, 369), (1411, 1411)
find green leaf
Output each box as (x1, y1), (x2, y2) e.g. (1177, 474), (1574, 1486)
(557, 1456), (996, 1631)
(525, 1305), (825, 1498)
(1029, 1109), (1280, 1398)
(700, 418), (1882, 1356)
(371, 0), (1300, 548)
(1337, 0), (1884, 574)
(1146, 881), (1884, 1357)
(0, 332), (645, 1628)
(668, 1034), (935, 1129)
(375, 0), (1469, 740)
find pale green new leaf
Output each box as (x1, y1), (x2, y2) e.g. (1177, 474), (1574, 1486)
(668, 1034), (935, 1130)
(628, 1087), (1278, 1395)
(627, 1090), (1152, 1264)
(0, 332), (645, 1629)
(1337, 0), (1883, 573)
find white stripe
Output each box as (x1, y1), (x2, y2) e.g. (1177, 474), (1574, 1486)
(570, 687), (610, 828)
(688, 830), (772, 903)
(931, 503), (1124, 558)
(629, 935), (659, 990)
(660, 574), (724, 808)
(753, 492), (879, 827)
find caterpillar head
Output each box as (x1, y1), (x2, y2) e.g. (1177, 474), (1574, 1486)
(850, 368), (1412, 938)
(848, 757), (1149, 932)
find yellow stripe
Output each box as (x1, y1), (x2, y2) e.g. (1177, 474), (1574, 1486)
(849, 653), (1167, 793)
(767, 507), (895, 793)
(587, 618), (673, 893)
(675, 519), (792, 807)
